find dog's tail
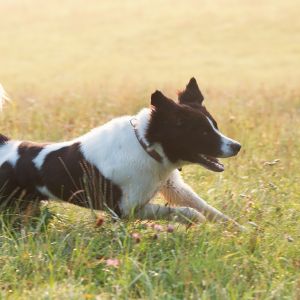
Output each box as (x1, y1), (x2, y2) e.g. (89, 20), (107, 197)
(0, 84), (10, 144)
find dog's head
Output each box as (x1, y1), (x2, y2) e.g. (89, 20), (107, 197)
(146, 78), (241, 172)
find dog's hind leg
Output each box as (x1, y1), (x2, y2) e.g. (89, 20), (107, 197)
(160, 170), (243, 230)
(134, 203), (206, 224)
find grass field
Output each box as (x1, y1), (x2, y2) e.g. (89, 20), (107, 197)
(0, 0), (300, 299)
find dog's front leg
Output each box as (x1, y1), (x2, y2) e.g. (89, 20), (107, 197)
(134, 203), (206, 224)
(160, 170), (243, 229)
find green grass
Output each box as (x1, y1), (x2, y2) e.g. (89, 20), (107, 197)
(0, 0), (300, 299)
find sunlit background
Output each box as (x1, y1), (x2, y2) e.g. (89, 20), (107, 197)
(0, 1), (300, 299)
(1, 0), (299, 99)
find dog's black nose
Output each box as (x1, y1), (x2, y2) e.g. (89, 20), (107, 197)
(231, 142), (241, 154)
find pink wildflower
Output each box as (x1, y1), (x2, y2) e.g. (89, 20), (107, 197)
(132, 233), (141, 243)
(154, 224), (163, 232)
(105, 258), (120, 268)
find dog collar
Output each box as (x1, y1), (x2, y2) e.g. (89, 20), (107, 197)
(130, 118), (163, 163)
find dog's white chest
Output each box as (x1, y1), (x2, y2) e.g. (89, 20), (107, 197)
(117, 165), (172, 214)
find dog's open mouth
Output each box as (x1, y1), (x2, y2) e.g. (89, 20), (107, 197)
(197, 154), (224, 172)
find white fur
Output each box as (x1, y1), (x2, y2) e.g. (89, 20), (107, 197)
(79, 108), (175, 215)
(135, 202), (206, 224)
(36, 186), (58, 199)
(206, 117), (239, 157)
(0, 141), (21, 167)
(160, 169), (243, 229)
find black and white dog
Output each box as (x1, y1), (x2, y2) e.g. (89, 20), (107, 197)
(0, 78), (242, 227)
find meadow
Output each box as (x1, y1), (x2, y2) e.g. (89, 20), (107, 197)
(0, 0), (299, 299)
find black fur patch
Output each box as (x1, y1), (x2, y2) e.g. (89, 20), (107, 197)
(178, 77), (204, 105)
(41, 142), (122, 216)
(0, 161), (42, 210)
(179, 77), (219, 128)
(147, 90), (225, 163)
(0, 142), (48, 210)
(0, 134), (9, 144)
(0, 141), (122, 216)
(16, 141), (46, 192)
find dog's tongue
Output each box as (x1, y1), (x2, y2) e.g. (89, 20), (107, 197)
(210, 158), (224, 172)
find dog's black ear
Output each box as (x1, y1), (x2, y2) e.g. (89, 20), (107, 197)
(151, 90), (174, 109)
(178, 77), (204, 105)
